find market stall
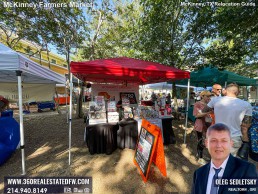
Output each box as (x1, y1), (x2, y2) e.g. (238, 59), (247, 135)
(0, 43), (65, 174)
(70, 57), (190, 163)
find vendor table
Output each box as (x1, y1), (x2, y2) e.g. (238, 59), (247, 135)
(161, 117), (176, 144)
(84, 123), (119, 155)
(117, 118), (138, 149)
(136, 117), (176, 145)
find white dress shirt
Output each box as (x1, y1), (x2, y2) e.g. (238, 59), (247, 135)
(206, 156), (229, 194)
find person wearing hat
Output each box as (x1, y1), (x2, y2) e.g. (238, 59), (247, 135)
(193, 90), (213, 165)
(0, 95), (9, 117)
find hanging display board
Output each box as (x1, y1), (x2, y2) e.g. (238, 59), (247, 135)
(134, 119), (167, 182)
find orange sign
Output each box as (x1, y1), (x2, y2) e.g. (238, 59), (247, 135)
(134, 119), (167, 182)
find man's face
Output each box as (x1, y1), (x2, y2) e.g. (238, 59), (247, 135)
(212, 85), (222, 96)
(205, 130), (233, 163)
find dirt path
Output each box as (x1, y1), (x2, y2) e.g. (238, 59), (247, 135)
(0, 112), (256, 194)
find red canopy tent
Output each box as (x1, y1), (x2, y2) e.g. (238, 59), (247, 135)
(67, 57), (190, 165)
(70, 57), (190, 84)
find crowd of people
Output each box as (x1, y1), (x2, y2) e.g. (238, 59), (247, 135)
(192, 83), (255, 163)
(150, 92), (172, 106)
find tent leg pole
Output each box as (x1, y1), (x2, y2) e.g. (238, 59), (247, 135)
(16, 70), (26, 175)
(69, 73), (73, 165)
(183, 79), (190, 144)
(65, 77), (68, 124)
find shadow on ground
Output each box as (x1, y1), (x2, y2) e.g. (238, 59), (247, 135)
(0, 113), (242, 194)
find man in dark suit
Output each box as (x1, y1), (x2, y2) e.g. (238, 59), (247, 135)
(191, 123), (257, 194)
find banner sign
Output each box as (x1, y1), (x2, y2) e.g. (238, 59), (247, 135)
(4, 176), (92, 194)
(0, 83), (55, 103)
(134, 119), (167, 182)
(135, 126), (155, 176)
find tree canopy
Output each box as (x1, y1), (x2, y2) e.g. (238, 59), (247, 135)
(0, 0), (257, 78)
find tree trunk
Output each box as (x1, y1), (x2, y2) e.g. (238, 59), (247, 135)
(39, 50), (42, 65)
(172, 82), (180, 120)
(46, 47), (51, 69)
(55, 89), (61, 114)
(76, 84), (84, 118)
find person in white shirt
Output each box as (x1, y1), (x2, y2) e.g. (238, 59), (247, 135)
(203, 83), (252, 159)
(191, 123), (257, 194)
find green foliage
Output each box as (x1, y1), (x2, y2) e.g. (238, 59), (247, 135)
(0, 0), (257, 78)
(200, 5), (258, 77)
(76, 0), (143, 60)
(0, 0), (90, 67)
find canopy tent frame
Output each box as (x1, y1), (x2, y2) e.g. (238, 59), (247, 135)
(17, 71), (26, 175)
(69, 57), (191, 164)
(0, 43), (65, 174)
(68, 73), (73, 165)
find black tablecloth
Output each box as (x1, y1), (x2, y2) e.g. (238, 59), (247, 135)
(161, 117), (176, 144)
(117, 119), (138, 149)
(85, 123), (119, 155)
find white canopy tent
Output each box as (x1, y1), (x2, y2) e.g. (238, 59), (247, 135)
(0, 43), (65, 174)
(0, 44), (65, 84)
(144, 82), (195, 90)
(143, 81), (192, 143)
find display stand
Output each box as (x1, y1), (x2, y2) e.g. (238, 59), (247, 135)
(134, 119), (167, 182)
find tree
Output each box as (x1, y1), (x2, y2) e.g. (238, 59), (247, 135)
(44, 0), (91, 118)
(201, 5), (258, 77)
(0, 0), (91, 117)
(77, 0), (143, 60)
(0, 0), (35, 49)
(0, 1), (60, 68)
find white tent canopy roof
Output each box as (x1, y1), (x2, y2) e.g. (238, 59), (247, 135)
(143, 82), (195, 90)
(0, 43), (66, 174)
(0, 43), (65, 84)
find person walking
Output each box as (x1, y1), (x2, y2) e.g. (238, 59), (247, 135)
(193, 90), (212, 165)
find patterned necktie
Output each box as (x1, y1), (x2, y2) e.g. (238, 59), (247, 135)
(210, 167), (222, 194)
